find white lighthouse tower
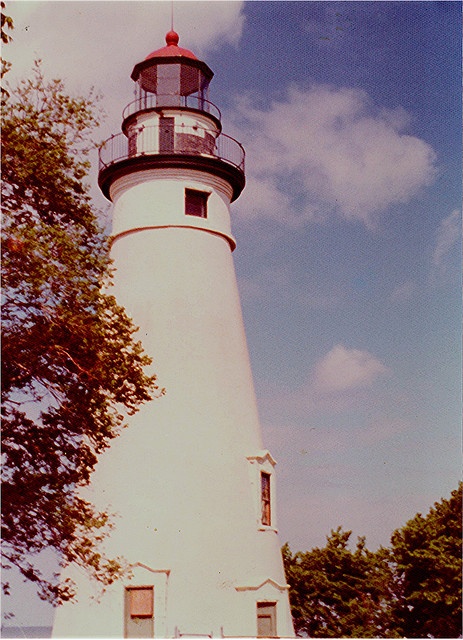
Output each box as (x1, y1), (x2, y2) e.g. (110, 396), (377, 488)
(52, 31), (294, 639)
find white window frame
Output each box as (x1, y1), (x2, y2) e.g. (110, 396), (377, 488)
(257, 601), (278, 638)
(124, 585), (154, 638)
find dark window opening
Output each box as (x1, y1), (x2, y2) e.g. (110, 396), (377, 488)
(185, 188), (209, 218)
(159, 116), (175, 153)
(128, 130), (137, 157)
(261, 472), (271, 526)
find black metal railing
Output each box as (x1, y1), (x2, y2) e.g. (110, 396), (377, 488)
(99, 124), (245, 173)
(122, 94), (221, 122)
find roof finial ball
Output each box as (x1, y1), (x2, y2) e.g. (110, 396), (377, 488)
(166, 29), (179, 46)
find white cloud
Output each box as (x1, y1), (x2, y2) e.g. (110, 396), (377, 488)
(5, 0), (245, 210)
(259, 344), (397, 418)
(238, 175), (294, 225)
(432, 209), (460, 268)
(312, 344), (389, 395)
(231, 86), (437, 228)
(256, 345), (391, 417)
(6, 1), (245, 131)
(6, 3), (435, 234)
(7, 2), (245, 72)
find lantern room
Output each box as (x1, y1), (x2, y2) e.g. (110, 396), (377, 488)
(125, 30), (218, 121)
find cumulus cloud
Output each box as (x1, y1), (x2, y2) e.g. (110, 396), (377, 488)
(7, 2), (244, 73)
(5, 1), (245, 210)
(432, 209), (460, 268)
(312, 344), (389, 395)
(258, 344), (391, 417)
(6, 1), (245, 132)
(231, 86), (437, 228)
(239, 175), (294, 225)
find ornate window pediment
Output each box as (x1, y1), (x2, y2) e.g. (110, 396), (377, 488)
(247, 450), (278, 532)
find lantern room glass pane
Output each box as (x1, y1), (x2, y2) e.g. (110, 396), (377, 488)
(157, 64), (180, 96)
(180, 65), (199, 97)
(139, 66), (157, 93)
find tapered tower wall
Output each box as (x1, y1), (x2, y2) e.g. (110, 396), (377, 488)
(52, 31), (295, 639)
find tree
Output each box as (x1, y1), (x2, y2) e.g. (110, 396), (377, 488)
(390, 482), (462, 638)
(1, 63), (163, 605)
(283, 527), (398, 638)
(1, 2), (13, 97)
(283, 484), (462, 638)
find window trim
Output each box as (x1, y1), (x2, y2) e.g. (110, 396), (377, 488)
(247, 450), (278, 533)
(257, 601), (277, 638)
(124, 585), (154, 638)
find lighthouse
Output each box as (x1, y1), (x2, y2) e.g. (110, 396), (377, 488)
(52, 31), (294, 639)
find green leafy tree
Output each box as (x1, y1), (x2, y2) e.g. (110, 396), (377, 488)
(390, 483), (462, 638)
(283, 485), (462, 638)
(1, 63), (163, 605)
(283, 527), (398, 638)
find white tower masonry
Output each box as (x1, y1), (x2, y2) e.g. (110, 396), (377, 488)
(52, 31), (295, 639)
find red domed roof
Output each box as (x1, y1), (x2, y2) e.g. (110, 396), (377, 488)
(145, 30), (198, 61)
(131, 30), (213, 83)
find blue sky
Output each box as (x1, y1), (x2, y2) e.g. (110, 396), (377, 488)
(3, 0), (461, 627)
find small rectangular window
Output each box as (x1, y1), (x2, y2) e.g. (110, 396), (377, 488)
(185, 188), (209, 218)
(257, 602), (277, 638)
(261, 472), (271, 526)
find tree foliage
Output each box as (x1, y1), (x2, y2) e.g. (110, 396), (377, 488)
(1, 63), (162, 605)
(283, 484), (462, 638)
(1, 2), (13, 94)
(390, 482), (462, 638)
(283, 528), (398, 638)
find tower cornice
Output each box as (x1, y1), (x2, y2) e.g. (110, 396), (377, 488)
(99, 152), (245, 203)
